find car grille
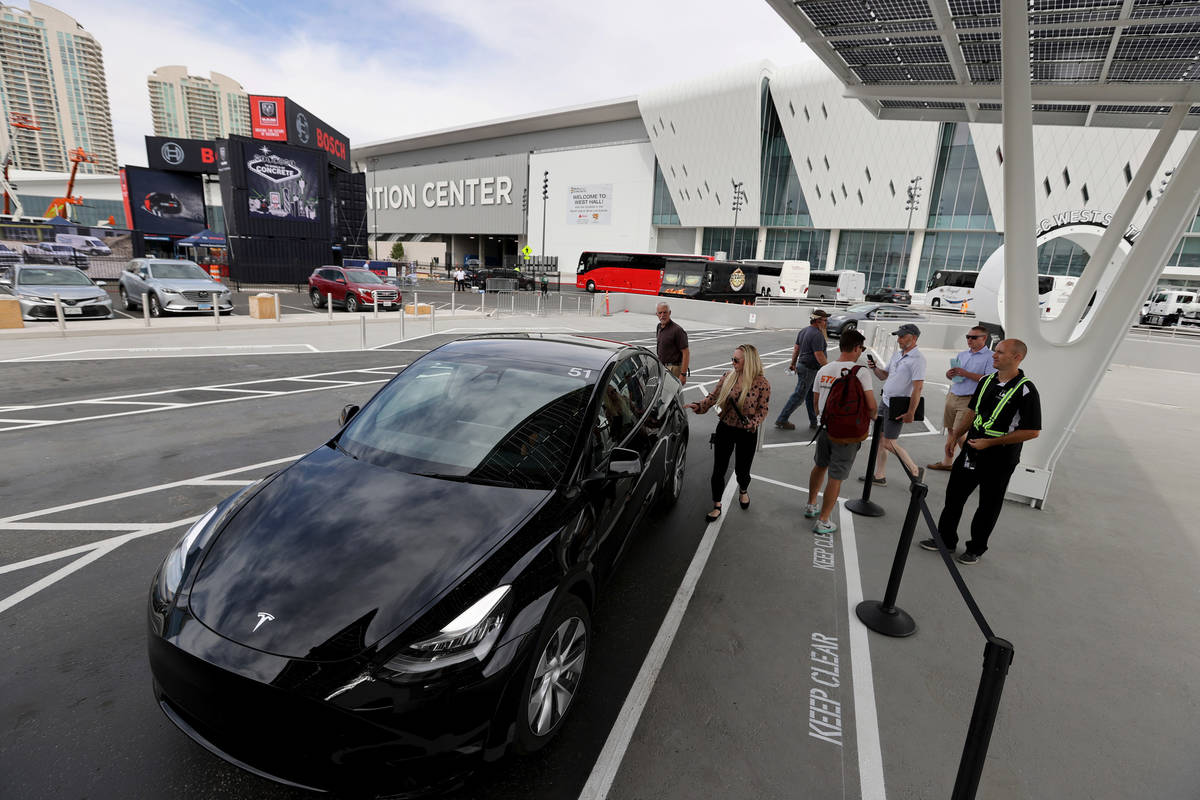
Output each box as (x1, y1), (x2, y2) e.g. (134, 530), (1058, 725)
(370, 290), (398, 301)
(182, 290), (214, 302)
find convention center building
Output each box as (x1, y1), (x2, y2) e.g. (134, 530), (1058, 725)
(352, 59), (1200, 294)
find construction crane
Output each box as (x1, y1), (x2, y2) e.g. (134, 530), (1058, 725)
(2, 112), (40, 217)
(44, 146), (95, 219)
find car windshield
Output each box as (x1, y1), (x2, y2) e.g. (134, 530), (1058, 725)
(50, 245), (74, 252)
(338, 355), (595, 489)
(345, 269), (384, 284)
(847, 303), (876, 313)
(149, 262), (209, 280)
(18, 268), (91, 286)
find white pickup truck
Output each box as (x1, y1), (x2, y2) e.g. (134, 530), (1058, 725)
(1141, 289), (1200, 327)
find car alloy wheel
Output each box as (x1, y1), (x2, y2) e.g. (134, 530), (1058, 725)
(310, 288), (324, 308)
(663, 434), (687, 508)
(345, 294), (359, 313)
(516, 594), (589, 753)
(842, 321), (857, 334)
(931, 298), (941, 308)
(119, 285), (134, 310)
(148, 293), (162, 317)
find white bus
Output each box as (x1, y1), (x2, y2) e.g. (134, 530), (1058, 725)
(926, 269), (978, 309)
(805, 269), (865, 303)
(1037, 275), (1078, 319)
(739, 259), (809, 297)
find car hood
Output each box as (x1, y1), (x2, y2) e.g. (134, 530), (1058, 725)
(188, 446), (549, 661)
(148, 278), (225, 292)
(16, 284), (105, 300)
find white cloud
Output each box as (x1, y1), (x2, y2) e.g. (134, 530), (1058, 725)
(44, 0), (815, 168)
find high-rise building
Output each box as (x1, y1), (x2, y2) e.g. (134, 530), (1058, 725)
(0, 1), (117, 174)
(148, 66), (250, 141)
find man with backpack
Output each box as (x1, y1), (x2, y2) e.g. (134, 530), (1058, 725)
(805, 329), (877, 534)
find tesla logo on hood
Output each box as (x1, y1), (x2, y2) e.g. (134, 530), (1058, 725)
(253, 612), (275, 632)
(247, 147), (303, 183)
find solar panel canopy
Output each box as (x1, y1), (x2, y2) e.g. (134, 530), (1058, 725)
(766, 0), (1200, 128)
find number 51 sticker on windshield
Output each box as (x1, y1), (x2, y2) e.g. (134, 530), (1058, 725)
(568, 368), (593, 378)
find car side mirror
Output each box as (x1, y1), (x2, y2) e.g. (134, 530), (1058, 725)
(0, 277), (10, 287)
(607, 447), (642, 479)
(336, 278), (346, 284)
(339, 404), (360, 426)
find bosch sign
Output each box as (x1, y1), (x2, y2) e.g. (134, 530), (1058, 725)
(145, 136), (219, 174)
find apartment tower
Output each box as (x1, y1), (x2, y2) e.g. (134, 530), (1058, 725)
(148, 66), (250, 140)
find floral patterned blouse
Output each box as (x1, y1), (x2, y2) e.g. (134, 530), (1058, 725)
(694, 372), (771, 431)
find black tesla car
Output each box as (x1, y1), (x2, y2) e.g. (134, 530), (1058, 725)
(148, 334), (689, 795)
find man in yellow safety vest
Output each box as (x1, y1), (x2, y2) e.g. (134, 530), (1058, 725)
(920, 338), (1042, 565)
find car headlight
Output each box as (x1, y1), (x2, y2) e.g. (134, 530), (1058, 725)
(154, 506), (218, 609)
(160, 288), (182, 296)
(380, 585), (511, 677)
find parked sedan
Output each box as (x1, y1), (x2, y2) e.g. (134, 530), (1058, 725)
(309, 265), (400, 311)
(0, 243), (19, 264)
(22, 242), (88, 269)
(0, 263), (112, 319)
(148, 334), (688, 795)
(864, 286), (911, 304)
(482, 268), (537, 290)
(825, 302), (925, 336)
(118, 258), (232, 317)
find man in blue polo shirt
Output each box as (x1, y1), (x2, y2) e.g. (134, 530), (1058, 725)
(927, 325), (996, 471)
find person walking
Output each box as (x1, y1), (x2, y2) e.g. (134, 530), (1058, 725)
(928, 325), (996, 470)
(920, 339), (1041, 565)
(655, 302), (689, 385)
(686, 344), (770, 522)
(805, 330), (876, 534)
(453, 267), (466, 291)
(775, 309), (830, 430)
(861, 323), (925, 486)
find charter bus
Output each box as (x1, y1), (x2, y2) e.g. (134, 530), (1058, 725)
(805, 269), (866, 302)
(738, 259), (810, 297)
(576, 251), (713, 294)
(661, 260), (759, 303)
(929, 269), (1077, 317)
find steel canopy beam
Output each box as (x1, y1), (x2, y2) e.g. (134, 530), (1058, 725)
(843, 82), (1200, 105)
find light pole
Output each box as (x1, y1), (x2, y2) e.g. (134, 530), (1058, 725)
(731, 179), (747, 259)
(541, 171), (549, 259)
(900, 175), (922, 281)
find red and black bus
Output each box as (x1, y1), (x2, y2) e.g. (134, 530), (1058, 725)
(576, 251), (713, 294)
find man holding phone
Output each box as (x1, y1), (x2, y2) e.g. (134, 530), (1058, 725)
(861, 323), (924, 486)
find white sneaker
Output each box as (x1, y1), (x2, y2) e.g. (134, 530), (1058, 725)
(803, 503), (819, 518)
(813, 519), (838, 534)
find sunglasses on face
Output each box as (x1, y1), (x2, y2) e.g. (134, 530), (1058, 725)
(966, 334), (985, 340)
(732, 356), (743, 363)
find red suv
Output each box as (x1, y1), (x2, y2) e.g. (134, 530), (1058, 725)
(308, 266), (401, 312)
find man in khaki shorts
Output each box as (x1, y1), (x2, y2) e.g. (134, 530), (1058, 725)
(928, 325), (996, 470)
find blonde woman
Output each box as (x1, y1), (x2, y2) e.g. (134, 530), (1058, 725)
(686, 344), (770, 522)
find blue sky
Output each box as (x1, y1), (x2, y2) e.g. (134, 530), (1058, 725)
(44, 0), (814, 167)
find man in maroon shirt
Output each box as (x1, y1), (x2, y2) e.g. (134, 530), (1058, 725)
(656, 302), (689, 384)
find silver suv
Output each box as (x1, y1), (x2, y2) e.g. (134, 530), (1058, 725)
(118, 258), (232, 317)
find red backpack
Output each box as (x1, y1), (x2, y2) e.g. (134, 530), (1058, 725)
(822, 365), (872, 444)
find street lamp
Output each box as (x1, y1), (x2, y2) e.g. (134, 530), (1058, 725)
(900, 176), (922, 281)
(541, 171), (549, 259)
(731, 179), (748, 259)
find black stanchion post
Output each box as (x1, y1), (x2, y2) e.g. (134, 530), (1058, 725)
(951, 637), (1015, 800)
(846, 413), (886, 517)
(855, 478), (924, 637)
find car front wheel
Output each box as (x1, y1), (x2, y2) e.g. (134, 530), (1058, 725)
(345, 294), (359, 313)
(514, 594), (589, 754)
(931, 298), (941, 308)
(148, 293), (163, 317)
(842, 321), (857, 334)
(310, 288), (324, 308)
(662, 434), (687, 508)
(119, 285), (135, 310)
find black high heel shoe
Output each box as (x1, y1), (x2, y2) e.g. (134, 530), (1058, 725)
(705, 506), (722, 522)
(739, 491), (750, 510)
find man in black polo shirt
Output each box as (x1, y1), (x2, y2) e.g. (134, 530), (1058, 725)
(920, 338), (1041, 565)
(656, 302), (689, 384)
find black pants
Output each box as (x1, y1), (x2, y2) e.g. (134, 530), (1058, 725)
(936, 449), (1017, 555)
(711, 421), (757, 502)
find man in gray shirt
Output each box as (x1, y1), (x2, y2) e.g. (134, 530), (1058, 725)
(862, 323), (925, 486)
(775, 310), (830, 430)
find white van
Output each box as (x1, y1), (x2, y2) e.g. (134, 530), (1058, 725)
(805, 269), (865, 303)
(55, 233), (112, 256)
(1142, 289), (1200, 326)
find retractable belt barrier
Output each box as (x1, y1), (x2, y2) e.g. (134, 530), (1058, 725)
(855, 448), (1014, 800)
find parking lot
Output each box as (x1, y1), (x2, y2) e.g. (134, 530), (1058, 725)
(2, 313), (1198, 800)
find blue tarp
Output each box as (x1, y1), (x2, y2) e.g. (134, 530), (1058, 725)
(176, 228), (227, 248)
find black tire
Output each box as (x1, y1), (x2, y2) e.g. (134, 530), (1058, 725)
(661, 433), (687, 508)
(119, 285), (135, 311)
(148, 293), (162, 318)
(930, 298), (941, 308)
(586, 280), (596, 293)
(842, 321), (857, 334)
(514, 594), (590, 754)
(310, 288), (324, 309)
(345, 294), (359, 313)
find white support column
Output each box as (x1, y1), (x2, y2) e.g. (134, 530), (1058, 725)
(1044, 102), (1189, 343)
(755, 226), (768, 259)
(824, 229), (840, 271)
(693, 227), (704, 255)
(903, 229), (926, 294)
(1000, 0), (1040, 341)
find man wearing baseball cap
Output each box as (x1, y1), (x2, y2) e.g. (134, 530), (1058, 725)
(775, 309), (830, 431)
(861, 322), (925, 486)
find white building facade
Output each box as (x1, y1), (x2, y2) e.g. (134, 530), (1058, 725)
(354, 60), (1200, 292)
(0, 1), (117, 174)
